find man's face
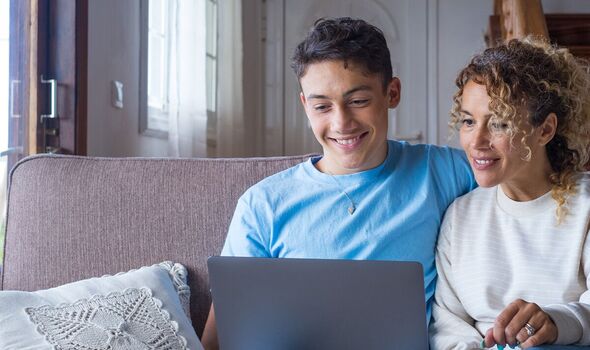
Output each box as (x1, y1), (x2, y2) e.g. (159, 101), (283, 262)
(299, 60), (400, 175)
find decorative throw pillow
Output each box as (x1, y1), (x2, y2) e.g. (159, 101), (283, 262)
(0, 262), (204, 350)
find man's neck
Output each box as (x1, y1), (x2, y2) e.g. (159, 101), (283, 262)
(315, 142), (388, 175)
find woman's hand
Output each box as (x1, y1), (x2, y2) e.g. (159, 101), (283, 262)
(482, 299), (558, 349)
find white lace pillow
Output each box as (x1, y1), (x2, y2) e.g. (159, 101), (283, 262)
(0, 262), (204, 350)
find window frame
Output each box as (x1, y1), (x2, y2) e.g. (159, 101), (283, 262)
(139, 0), (169, 138)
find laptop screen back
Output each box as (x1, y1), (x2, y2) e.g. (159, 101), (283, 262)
(208, 257), (428, 350)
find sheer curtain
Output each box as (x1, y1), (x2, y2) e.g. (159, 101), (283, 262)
(167, 0), (207, 157)
(215, 0), (248, 157)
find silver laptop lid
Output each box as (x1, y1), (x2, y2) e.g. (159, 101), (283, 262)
(208, 256), (428, 350)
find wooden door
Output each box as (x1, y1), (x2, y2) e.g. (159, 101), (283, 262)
(37, 0), (88, 156)
(6, 0), (33, 172)
(7, 0), (87, 172)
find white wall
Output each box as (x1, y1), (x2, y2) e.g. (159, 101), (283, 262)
(86, 0), (590, 156)
(543, 0), (590, 12)
(436, 0), (590, 148)
(87, 0), (167, 157)
(436, 0), (491, 148)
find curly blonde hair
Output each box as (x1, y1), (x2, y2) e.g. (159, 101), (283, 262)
(450, 37), (590, 221)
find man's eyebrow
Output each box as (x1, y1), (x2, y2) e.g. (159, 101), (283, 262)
(306, 85), (373, 100)
(307, 94), (329, 100)
(343, 85), (372, 98)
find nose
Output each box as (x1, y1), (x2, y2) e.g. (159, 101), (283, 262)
(471, 124), (492, 149)
(331, 106), (356, 132)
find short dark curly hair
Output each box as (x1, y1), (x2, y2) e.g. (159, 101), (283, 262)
(291, 17), (393, 90)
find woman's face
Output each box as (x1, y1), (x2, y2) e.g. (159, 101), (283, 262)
(458, 80), (552, 199)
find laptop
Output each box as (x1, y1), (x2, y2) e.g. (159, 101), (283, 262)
(207, 256), (429, 350)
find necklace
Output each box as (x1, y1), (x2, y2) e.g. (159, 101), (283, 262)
(325, 171), (356, 215)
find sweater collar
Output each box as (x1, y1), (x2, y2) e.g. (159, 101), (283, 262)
(496, 185), (555, 217)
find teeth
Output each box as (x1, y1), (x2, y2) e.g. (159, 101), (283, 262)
(335, 136), (360, 145)
(475, 159), (494, 165)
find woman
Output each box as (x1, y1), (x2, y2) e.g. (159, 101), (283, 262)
(429, 37), (590, 350)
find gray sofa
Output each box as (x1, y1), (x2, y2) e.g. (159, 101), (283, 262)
(0, 153), (310, 337)
(2, 154), (587, 350)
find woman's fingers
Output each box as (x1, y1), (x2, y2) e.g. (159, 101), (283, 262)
(518, 316), (558, 349)
(483, 328), (495, 348)
(493, 299), (526, 346)
(489, 299), (557, 349)
(503, 300), (538, 346)
(493, 303), (516, 345)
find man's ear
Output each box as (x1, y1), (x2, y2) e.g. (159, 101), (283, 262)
(539, 112), (558, 146)
(387, 77), (401, 108)
(299, 91), (311, 117)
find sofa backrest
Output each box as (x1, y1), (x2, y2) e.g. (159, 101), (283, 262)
(1, 154), (311, 336)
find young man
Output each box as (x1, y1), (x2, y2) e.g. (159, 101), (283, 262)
(201, 17), (475, 349)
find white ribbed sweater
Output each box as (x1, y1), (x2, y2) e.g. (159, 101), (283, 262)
(429, 174), (590, 350)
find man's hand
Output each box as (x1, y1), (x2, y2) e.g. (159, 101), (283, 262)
(202, 304), (220, 350)
(482, 299), (557, 349)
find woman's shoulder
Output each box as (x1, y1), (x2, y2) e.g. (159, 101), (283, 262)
(442, 187), (496, 230)
(450, 186), (496, 210)
(577, 172), (590, 186)
(573, 172), (590, 199)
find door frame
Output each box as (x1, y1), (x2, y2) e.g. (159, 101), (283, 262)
(38, 0), (88, 155)
(8, 0), (88, 168)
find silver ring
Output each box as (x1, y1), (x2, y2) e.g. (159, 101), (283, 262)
(525, 322), (536, 337)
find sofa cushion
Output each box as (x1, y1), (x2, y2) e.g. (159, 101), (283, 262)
(1, 154), (311, 335)
(0, 262), (203, 350)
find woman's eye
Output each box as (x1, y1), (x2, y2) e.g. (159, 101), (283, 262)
(461, 118), (474, 126)
(490, 122), (509, 131)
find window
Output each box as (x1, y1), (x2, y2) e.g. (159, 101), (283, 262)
(146, 0), (170, 135)
(139, 0), (217, 142)
(206, 0), (217, 148)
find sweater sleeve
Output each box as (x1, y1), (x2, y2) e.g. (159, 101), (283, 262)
(542, 226), (590, 345)
(429, 207), (483, 350)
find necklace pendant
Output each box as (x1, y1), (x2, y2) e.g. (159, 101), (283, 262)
(348, 205), (355, 215)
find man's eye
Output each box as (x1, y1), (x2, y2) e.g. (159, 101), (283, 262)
(350, 99), (369, 106)
(314, 105), (330, 112)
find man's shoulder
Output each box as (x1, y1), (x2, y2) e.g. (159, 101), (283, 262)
(389, 140), (469, 176)
(389, 140), (464, 160)
(243, 158), (315, 196)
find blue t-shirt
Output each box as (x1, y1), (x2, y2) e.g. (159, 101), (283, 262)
(222, 140), (476, 319)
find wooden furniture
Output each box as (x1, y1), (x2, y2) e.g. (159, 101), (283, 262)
(486, 0), (590, 59)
